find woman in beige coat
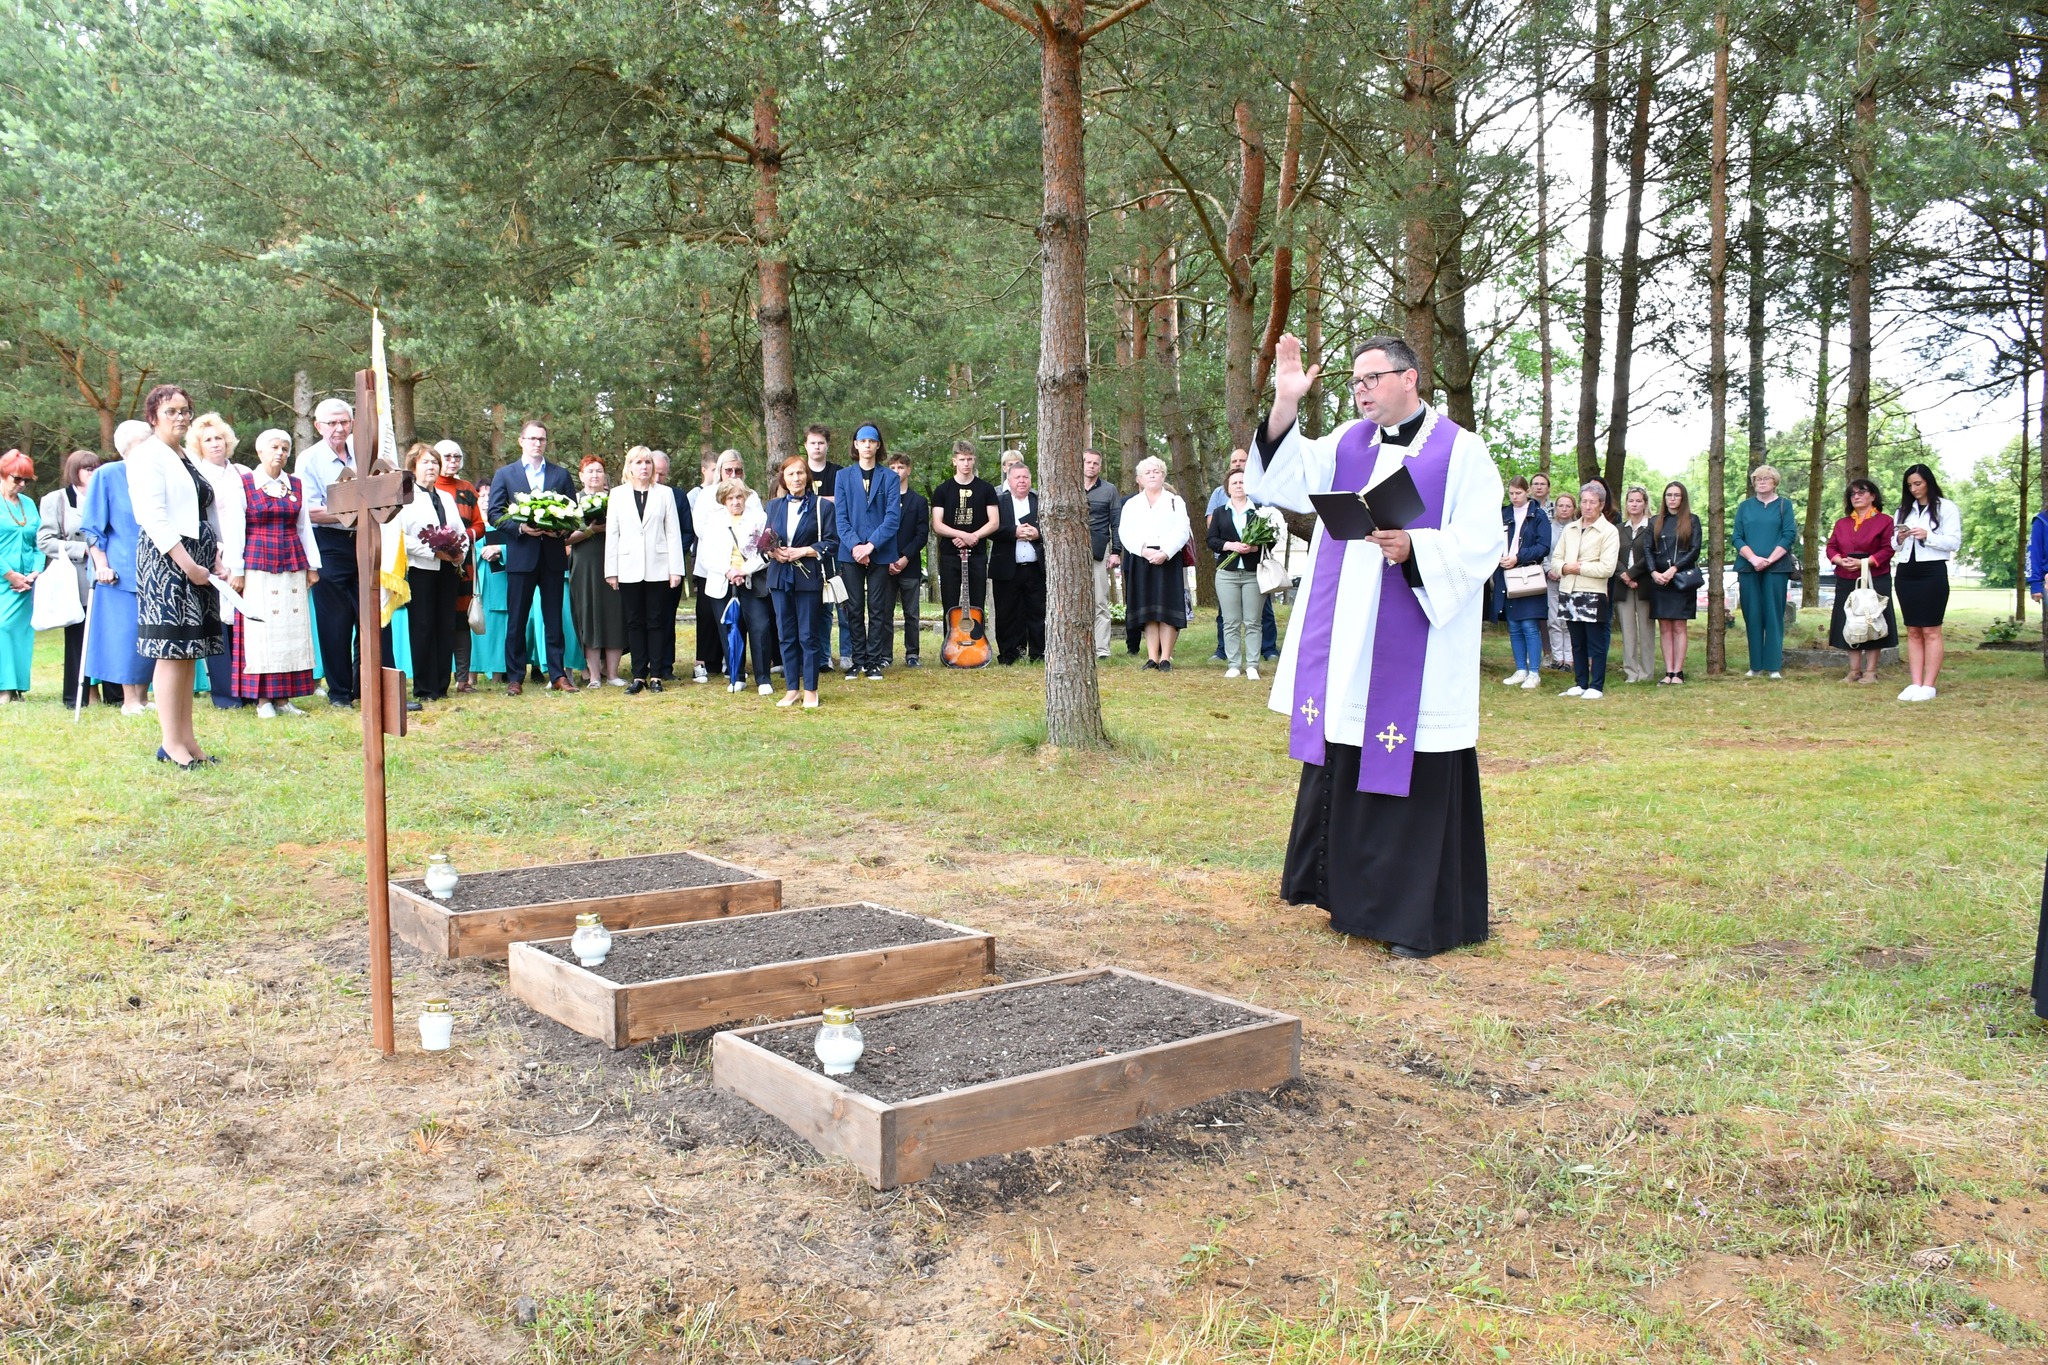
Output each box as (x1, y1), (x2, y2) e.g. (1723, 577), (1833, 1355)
(1549, 482), (1620, 698)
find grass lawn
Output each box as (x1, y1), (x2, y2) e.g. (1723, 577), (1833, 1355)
(1, 588), (2044, 1363)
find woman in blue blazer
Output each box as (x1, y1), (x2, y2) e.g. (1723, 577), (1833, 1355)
(765, 457), (839, 708)
(1494, 475), (1553, 688)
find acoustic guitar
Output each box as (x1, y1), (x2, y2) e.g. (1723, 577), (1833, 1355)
(941, 544), (992, 668)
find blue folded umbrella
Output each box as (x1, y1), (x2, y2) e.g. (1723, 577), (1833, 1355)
(723, 595), (744, 686)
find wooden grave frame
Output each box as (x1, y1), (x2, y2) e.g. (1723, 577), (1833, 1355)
(508, 902), (995, 1048)
(389, 850), (781, 961)
(712, 967), (1301, 1189)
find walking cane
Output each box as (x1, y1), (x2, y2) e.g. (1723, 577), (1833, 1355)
(73, 577), (96, 723)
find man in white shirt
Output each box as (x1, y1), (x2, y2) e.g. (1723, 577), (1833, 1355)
(1249, 333), (1504, 959)
(990, 461), (1044, 664)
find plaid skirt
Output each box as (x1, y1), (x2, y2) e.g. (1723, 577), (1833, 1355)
(135, 524), (224, 661)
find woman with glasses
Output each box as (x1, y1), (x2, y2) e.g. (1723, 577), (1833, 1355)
(1825, 478), (1896, 685)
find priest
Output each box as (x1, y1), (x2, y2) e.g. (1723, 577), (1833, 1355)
(1248, 333), (1504, 959)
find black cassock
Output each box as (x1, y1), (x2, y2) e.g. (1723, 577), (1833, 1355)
(1281, 744), (1489, 956)
(2032, 852), (2048, 1022)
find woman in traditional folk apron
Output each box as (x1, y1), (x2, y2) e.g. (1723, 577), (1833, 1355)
(232, 430), (321, 717)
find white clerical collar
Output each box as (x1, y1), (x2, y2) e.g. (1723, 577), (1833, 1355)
(1380, 403), (1432, 450)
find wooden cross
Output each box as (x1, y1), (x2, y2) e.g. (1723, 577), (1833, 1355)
(977, 400), (1028, 457)
(321, 368), (415, 1057)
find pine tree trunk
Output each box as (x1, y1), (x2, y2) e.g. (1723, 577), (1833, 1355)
(1302, 234), (1326, 438)
(489, 403), (506, 466)
(389, 355), (417, 450)
(1437, 242), (1476, 427)
(753, 86), (800, 469)
(1401, 0), (1450, 395)
(1535, 49), (1555, 475)
(1153, 249), (1210, 607)
(1117, 264), (1149, 487)
(1801, 185), (1836, 614)
(1573, 0), (1612, 486)
(1603, 32), (1653, 495)
(293, 370), (315, 450)
(1745, 121), (1768, 468)
(1223, 99), (1266, 451)
(1034, 1), (1107, 748)
(1844, 0), (1877, 485)
(1253, 84), (1307, 402)
(1705, 4), (1730, 675)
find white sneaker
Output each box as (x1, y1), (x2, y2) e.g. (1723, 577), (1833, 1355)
(1744, 670), (1756, 677)
(257, 701), (277, 719)
(1920, 686), (1936, 701)
(608, 677), (627, 687)
(1521, 675), (1540, 690)
(1581, 688), (1603, 700)
(279, 701), (306, 716)
(1897, 685), (1918, 702)
(727, 681), (742, 693)
(693, 664), (708, 683)
(1501, 670), (1527, 686)
(1224, 667), (1241, 678)
(758, 683), (774, 695)
(1768, 672), (1782, 680)
(1246, 666), (1260, 681)
(1559, 686), (1584, 697)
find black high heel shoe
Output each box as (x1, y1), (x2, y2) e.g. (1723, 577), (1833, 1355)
(156, 746), (195, 771)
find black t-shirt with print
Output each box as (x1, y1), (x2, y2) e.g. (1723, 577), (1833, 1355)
(933, 477), (999, 535)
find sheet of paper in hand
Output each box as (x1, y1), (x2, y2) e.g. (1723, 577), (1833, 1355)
(1307, 464), (1426, 540)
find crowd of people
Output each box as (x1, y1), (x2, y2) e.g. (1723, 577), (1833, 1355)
(1488, 465), (1961, 701)
(3, 387), (1305, 765)
(2, 381), (1970, 766)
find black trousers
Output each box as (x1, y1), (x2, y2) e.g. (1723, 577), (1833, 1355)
(1568, 618), (1611, 692)
(653, 579), (682, 677)
(309, 527), (393, 703)
(883, 570), (922, 663)
(841, 561), (893, 673)
(1283, 745), (1488, 955)
(936, 543), (987, 618)
(505, 567), (568, 680)
(729, 591), (774, 686)
(406, 565), (461, 700)
(60, 622), (117, 706)
(619, 579), (667, 679)
(694, 582), (725, 673)
(992, 560), (1046, 663)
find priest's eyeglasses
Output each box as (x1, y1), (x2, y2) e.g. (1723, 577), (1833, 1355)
(1349, 370), (1407, 391)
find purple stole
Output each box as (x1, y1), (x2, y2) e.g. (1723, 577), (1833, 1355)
(1287, 414), (1459, 798)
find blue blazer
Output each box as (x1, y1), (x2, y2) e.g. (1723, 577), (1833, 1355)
(764, 493), (839, 593)
(1493, 502), (1553, 622)
(80, 460), (141, 591)
(486, 461), (577, 574)
(833, 463), (901, 565)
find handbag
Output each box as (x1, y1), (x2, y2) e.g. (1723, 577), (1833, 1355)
(821, 567), (849, 605)
(1841, 562), (1889, 646)
(31, 555), (85, 631)
(1256, 554), (1289, 594)
(1672, 564), (1705, 593)
(467, 590), (486, 635)
(1503, 563), (1547, 598)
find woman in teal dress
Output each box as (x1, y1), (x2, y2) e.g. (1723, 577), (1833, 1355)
(0, 451), (40, 699)
(472, 542), (512, 679)
(1731, 464), (1799, 677)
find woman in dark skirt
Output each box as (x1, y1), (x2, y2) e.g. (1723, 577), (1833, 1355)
(126, 384), (224, 769)
(567, 455), (626, 687)
(1646, 481), (1702, 685)
(1116, 456), (1192, 669)
(1825, 477), (1896, 683)
(1891, 463), (1960, 702)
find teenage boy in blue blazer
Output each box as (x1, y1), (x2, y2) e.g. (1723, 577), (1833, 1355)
(833, 425), (901, 680)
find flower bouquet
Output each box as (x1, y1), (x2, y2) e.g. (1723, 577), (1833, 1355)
(750, 523), (783, 558)
(1219, 506), (1279, 569)
(501, 491), (581, 535)
(576, 489), (610, 527)
(418, 523), (468, 560)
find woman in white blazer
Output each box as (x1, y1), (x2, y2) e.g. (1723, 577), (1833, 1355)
(396, 444), (469, 702)
(126, 384), (224, 768)
(605, 446), (686, 692)
(695, 477), (774, 692)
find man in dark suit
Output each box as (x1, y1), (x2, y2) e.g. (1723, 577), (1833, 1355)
(883, 451), (929, 667)
(990, 460), (1045, 664)
(485, 419), (576, 694)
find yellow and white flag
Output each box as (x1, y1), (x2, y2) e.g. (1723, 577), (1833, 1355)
(372, 311), (411, 625)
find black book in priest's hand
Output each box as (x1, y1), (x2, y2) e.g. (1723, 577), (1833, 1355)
(1308, 464), (1425, 540)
